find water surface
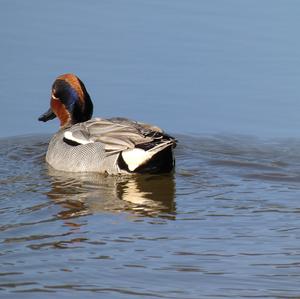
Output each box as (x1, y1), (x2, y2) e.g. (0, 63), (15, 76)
(1, 134), (300, 298)
(1, 0), (300, 137)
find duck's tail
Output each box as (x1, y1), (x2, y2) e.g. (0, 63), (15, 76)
(119, 140), (175, 173)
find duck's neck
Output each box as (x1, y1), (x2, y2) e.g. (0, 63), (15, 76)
(71, 97), (93, 124)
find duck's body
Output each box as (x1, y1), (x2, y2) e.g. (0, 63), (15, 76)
(39, 74), (176, 174)
(46, 117), (175, 174)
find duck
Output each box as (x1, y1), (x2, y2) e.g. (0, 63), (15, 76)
(38, 74), (176, 174)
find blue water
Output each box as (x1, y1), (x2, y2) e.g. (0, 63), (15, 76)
(2, 1), (300, 298)
(1, 0), (300, 138)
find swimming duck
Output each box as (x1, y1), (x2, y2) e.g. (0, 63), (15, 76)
(39, 74), (176, 174)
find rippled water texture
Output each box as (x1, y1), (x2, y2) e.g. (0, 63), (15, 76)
(1, 135), (300, 298)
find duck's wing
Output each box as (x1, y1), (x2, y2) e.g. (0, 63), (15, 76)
(108, 117), (164, 134)
(63, 117), (176, 153)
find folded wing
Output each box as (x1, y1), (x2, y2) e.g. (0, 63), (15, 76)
(63, 117), (176, 154)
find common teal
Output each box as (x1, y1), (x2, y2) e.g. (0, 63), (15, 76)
(39, 74), (176, 174)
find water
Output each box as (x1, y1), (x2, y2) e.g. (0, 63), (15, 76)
(1, 134), (300, 298)
(2, 0), (300, 298)
(2, 0), (300, 138)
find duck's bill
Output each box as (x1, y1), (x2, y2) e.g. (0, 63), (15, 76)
(38, 108), (56, 122)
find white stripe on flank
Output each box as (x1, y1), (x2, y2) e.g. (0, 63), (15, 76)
(64, 131), (93, 145)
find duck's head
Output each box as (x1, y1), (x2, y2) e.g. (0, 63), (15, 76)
(38, 74), (93, 127)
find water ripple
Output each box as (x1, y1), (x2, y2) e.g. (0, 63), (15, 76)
(1, 134), (300, 298)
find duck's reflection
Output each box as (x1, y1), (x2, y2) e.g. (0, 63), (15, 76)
(46, 167), (176, 219)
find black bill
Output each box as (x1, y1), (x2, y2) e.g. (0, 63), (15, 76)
(38, 108), (56, 122)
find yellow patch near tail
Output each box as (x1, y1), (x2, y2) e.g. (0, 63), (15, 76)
(121, 148), (152, 172)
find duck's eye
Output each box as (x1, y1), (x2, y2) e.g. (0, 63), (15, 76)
(51, 92), (60, 101)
